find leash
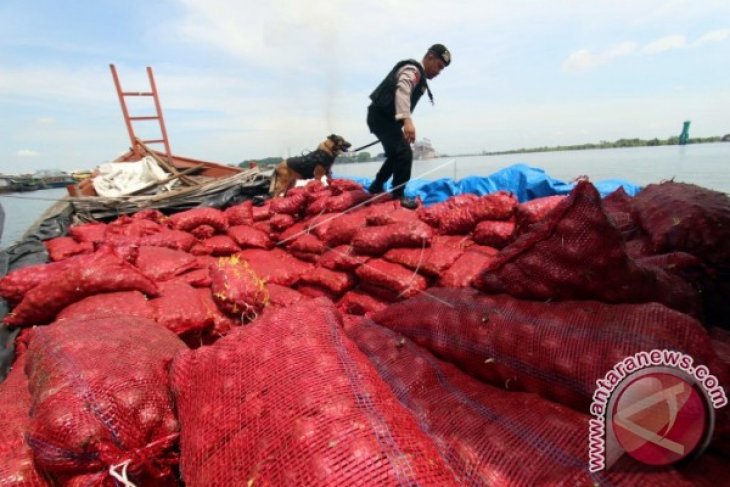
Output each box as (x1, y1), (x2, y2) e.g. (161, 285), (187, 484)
(348, 140), (380, 152)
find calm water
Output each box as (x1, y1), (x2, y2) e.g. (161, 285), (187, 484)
(334, 142), (730, 192)
(1, 143), (728, 250)
(0, 187), (68, 250)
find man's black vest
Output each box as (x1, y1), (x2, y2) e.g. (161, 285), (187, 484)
(369, 59), (431, 120)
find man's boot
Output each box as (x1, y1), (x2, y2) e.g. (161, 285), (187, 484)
(368, 180), (384, 194)
(398, 196), (418, 210)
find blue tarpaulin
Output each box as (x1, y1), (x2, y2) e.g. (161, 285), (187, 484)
(340, 163), (642, 205)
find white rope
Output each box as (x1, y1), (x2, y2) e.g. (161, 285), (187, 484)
(109, 460), (137, 487)
(277, 159), (457, 245)
(397, 236), (428, 299)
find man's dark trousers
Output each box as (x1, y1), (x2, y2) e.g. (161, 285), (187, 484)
(367, 107), (412, 198)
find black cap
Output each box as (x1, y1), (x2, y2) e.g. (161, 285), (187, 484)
(428, 43), (451, 66)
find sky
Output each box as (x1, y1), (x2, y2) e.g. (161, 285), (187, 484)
(1, 0), (729, 174)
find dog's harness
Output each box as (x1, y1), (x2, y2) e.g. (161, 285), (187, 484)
(286, 149), (336, 179)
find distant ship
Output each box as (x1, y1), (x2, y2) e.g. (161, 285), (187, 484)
(413, 138), (439, 160)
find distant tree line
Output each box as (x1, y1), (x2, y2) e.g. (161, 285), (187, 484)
(239, 152), (375, 168)
(479, 135), (725, 156)
(238, 134), (728, 167)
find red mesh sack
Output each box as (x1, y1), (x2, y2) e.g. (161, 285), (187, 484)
(322, 207), (371, 247)
(304, 213), (335, 240)
(437, 192), (517, 235)
(433, 234), (475, 250)
(603, 186), (633, 214)
(337, 290), (388, 316)
(357, 282), (403, 302)
(139, 229), (196, 252)
(106, 218), (164, 238)
(238, 248), (313, 286)
(677, 451), (729, 487)
(44, 236), (94, 262)
(55, 290), (154, 322)
(371, 288), (717, 413)
(352, 221), (433, 255)
(228, 225), (272, 249)
(296, 283), (337, 300)
(251, 201), (271, 221)
(169, 207), (227, 232)
(0, 353), (51, 486)
(304, 179), (326, 192)
(515, 195), (566, 225)
(306, 189), (371, 215)
(299, 267), (356, 296)
(190, 224), (216, 240)
(5, 250), (159, 327)
(174, 267), (212, 287)
(475, 181), (701, 316)
(190, 242), (212, 256)
(637, 250), (698, 269)
(625, 236), (654, 259)
(135, 245), (200, 281)
(102, 232), (142, 250)
(224, 200), (254, 226)
(319, 245), (368, 271)
(169, 299), (458, 486)
(266, 283), (306, 308)
(196, 287), (239, 340)
(290, 250), (320, 263)
(0, 259), (70, 303)
(417, 194), (479, 228)
(288, 234), (326, 254)
(603, 187), (639, 238)
(439, 249), (497, 288)
(151, 280), (214, 335)
(355, 259), (427, 299)
(270, 213), (296, 232)
(710, 327), (730, 366)
(328, 178), (364, 193)
(198, 235), (240, 256)
(367, 207), (417, 226)
(68, 222), (107, 244)
(97, 240), (140, 264)
(252, 220), (272, 236)
(25, 316), (184, 482)
(472, 220), (515, 248)
(632, 182), (730, 269)
(130, 208), (167, 224)
(346, 318), (691, 486)
(384, 241), (463, 278)
(270, 192), (308, 215)
(277, 221), (308, 244)
(210, 255), (269, 319)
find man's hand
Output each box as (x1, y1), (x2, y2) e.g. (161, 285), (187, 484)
(402, 118), (416, 144)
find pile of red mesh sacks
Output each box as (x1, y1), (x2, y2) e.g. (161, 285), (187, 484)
(0, 177), (728, 485)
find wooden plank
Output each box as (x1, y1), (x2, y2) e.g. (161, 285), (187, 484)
(135, 138), (199, 186)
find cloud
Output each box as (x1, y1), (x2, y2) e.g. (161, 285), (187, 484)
(692, 28), (730, 47)
(15, 149), (39, 157)
(563, 28), (716, 71)
(562, 41), (638, 71)
(642, 35), (686, 54)
(36, 117), (55, 125)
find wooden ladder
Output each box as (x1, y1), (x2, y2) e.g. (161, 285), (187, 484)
(110, 64), (173, 163)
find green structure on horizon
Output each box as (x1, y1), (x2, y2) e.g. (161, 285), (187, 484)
(679, 120), (691, 145)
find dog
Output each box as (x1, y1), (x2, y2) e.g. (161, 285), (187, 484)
(271, 134), (352, 197)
